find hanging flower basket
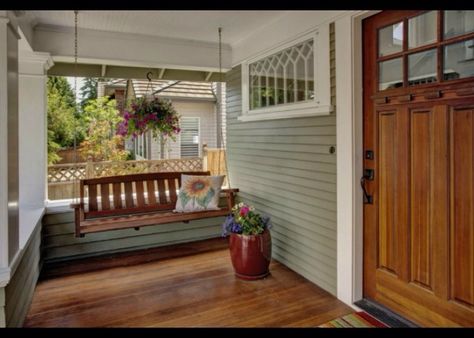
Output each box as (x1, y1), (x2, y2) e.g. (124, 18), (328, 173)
(116, 96), (181, 140)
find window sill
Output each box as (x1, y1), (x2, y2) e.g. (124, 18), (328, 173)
(46, 199), (75, 214)
(1, 206), (45, 287)
(238, 104), (333, 122)
(20, 207), (45, 248)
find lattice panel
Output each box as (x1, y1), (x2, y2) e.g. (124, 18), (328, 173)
(48, 164), (86, 183)
(159, 158), (203, 172)
(92, 160), (163, 178)
(48, 158), (203, 182)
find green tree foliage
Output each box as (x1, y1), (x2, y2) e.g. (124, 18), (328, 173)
(47, 76), (78, 164)
(79, 96), (129, 162)
(48, 76), (76, 108)
(80, 77), (100, 110)
(47, 130), (62, 165)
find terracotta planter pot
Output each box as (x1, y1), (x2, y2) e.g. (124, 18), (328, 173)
(229, 229), (272, 280)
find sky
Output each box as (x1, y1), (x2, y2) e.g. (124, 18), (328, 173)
(66, 77), (85, 103)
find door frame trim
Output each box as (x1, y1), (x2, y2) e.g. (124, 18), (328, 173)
(335, 10), (380, 306)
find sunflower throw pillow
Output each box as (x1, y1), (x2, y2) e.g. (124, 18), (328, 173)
(174, 174), (225, 212)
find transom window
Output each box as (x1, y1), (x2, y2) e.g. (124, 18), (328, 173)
(239, 25), (333, 122)
(249, 39), (314, 110)
(377, 10), (474, 91)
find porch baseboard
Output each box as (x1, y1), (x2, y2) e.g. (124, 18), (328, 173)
(40, 236), (228, 280)
(354, 298), (418, 328)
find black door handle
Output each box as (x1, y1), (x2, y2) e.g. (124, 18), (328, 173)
(361, 170), (373, 204)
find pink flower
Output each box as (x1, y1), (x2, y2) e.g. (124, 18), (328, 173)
(239, 206), (250, 216)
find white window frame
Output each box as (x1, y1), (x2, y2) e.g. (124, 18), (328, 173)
(134, 132), (147, 159)
(239, 24), (333, 122)
(179, 116), (201, 158)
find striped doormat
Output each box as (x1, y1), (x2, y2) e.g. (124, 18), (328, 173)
(319, 311), (388, 328)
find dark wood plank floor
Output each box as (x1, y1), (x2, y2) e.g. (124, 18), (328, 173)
(24, 238), (352, 327)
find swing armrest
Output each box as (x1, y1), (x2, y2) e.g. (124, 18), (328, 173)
(221, 188), (239, 210)
(221, 188), (239, 194)
(70, 203), (85, 237)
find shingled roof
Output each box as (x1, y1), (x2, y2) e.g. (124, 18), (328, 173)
(101, 79), (216, 101)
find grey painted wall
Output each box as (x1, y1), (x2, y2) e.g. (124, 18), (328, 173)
(225, 24), (337, 294)
(0, 219), (42, 327)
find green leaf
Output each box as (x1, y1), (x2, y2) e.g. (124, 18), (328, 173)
(178, 190), (190, 208)
(197, 188), (215, 208)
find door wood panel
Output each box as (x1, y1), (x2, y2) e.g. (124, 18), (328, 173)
(378, 111), (397, 274)
(363, 10), (474, 327)
(450, 107), (474, 308)
(410, 109), (432, 289)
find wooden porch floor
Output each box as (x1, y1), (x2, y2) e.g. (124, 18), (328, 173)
(24, 238), (352, 327)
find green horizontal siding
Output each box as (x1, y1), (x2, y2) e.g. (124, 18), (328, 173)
(225, 23), (337, 295)
(42, 209), (225, 263)
(0, 289), (5, 327)
(2, 220), (42, 327)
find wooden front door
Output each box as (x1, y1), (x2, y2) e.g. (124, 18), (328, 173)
(363, 10), (474, 327)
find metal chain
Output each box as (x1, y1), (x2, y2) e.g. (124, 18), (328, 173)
(72, 10), (79, 203)
(217, 27), (231, 189)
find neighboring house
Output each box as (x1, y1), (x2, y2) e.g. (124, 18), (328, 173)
(98, 79), (226, 160)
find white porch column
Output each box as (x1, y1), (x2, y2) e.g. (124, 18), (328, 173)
(0, 11), (20, 285)
(18, 51), (53, 246)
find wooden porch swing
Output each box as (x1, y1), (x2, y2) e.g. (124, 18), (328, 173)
(70, 16), (236, 237)
(71, 172), (238, 237)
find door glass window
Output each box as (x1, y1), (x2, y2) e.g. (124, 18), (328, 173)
(408, 11), (437, 49)
(444, 11), (474, 39)
(379, 57), (403, 90)
(444, 39), (474, 80)
(376, 11), (474, 91)
(379, 22), (403, 57)
(408, 48), (437, 86)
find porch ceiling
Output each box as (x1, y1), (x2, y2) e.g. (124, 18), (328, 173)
(29, 11), (287, 46)
(21, 10), (289, 78)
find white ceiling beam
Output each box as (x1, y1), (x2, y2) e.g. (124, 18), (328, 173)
(33, 25), (232, 73)
(47, 63), (227, 82)
(205, 72), (213, 81)
(158, 68), (166, 79)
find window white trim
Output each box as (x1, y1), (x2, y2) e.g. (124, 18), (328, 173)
(134, 132), (148, 159)
(239, 24), (333, 122)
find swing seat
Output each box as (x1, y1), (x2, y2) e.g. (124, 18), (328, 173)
(71, 171), (238, 237)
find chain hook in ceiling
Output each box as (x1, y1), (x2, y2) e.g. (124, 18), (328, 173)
(146, 71), (153, 82)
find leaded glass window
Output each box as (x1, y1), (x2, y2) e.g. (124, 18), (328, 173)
(249, 39), (314, 110)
